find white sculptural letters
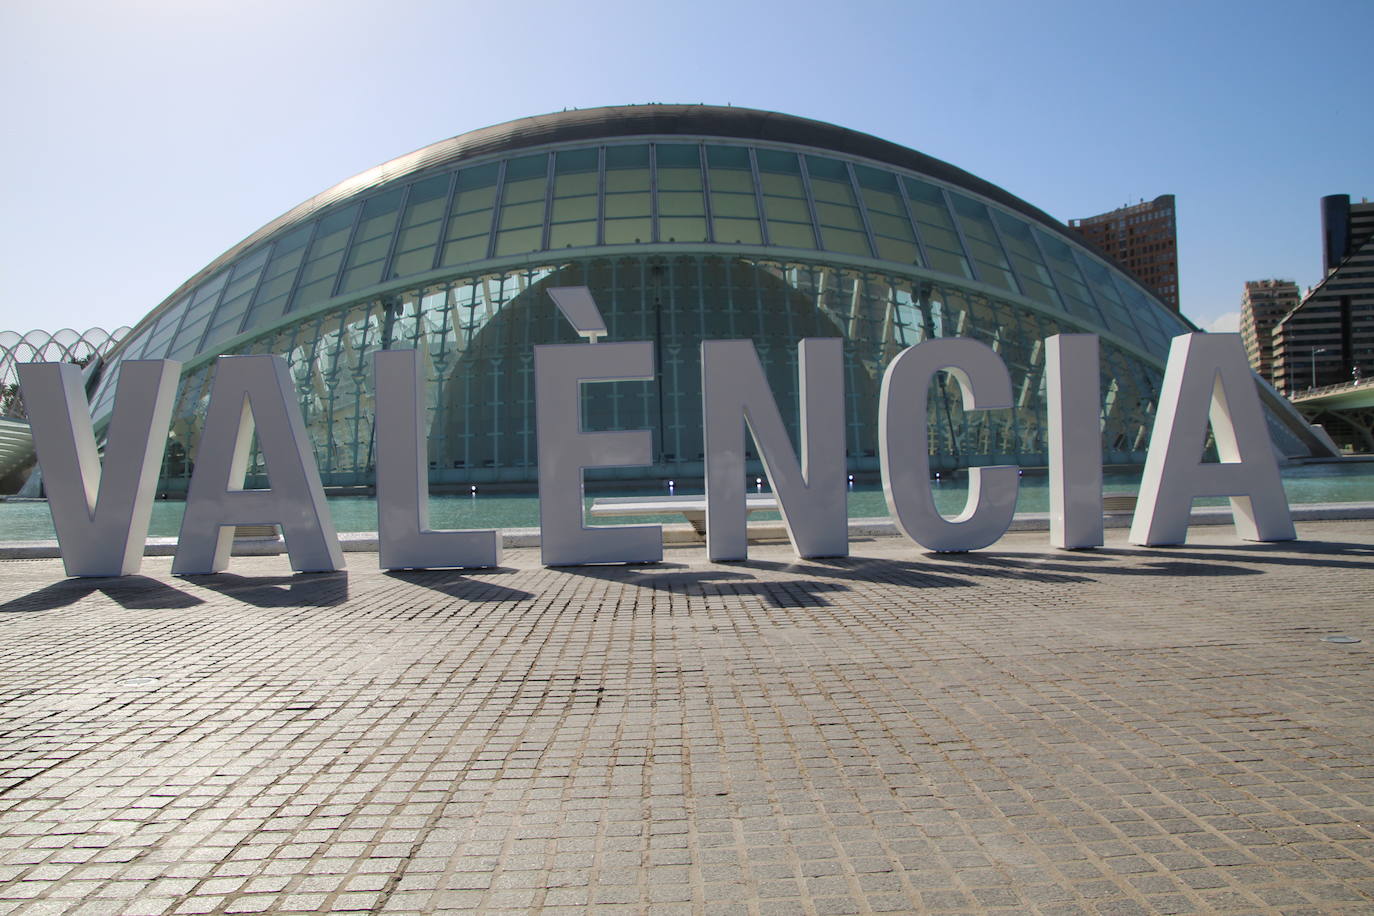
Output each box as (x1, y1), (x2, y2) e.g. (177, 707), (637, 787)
(374, 348), (500, 569)
(879, 338), (1019, 552)
(172, 355), (344, 574)
(19, 359), (179, 577)
(1046, 334), (1104, 549)
(534, 341), (662, 566)
(701, 338), (847, 561)
(24, 320), (1304, 577)
(1130, 333), (1295, 545)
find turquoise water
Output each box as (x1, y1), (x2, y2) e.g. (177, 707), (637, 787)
(1, 462), (1370, 542)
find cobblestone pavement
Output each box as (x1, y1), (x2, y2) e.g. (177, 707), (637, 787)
(0, 521), (1371, 916)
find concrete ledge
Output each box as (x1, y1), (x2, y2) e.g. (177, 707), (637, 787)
(0, 502), (1370, 559)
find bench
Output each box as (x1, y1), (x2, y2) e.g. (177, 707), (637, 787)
(587, 493), (778, 535)
(1102, 493), (1138, 516)
(234, 524), (282, 540)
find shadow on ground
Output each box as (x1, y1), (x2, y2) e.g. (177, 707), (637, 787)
(559, 563), (855, 607)
(0, 576), (205, 613)
(384, 568), (536, 602)
(179, 571), (349, 608)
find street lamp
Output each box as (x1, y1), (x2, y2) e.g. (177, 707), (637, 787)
(1310, 346), (1327, 390)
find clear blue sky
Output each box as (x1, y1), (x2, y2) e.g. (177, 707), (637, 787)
(1, 0), (1369, 336)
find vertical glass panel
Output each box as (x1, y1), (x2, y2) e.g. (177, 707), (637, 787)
(88, 359), (121, 423)
(242, 223), (313, 331)
(288, 204), (359, 313)
(1113, 280), (1170, 352)
(166, 270), (230, 359)
(441, 162), (499, 266)
(202, 248), (270, 350)
(549, 221), (598, 248)
(549, 148), (599, 249)
(990, 210), (1061, 309)
(853, 165), (919, 265)
(137, 294), (192, 359)
(756, 149), (816, 250)
(805, 156), (871, 257)
(1033, 227), (1105, 326)
(1139, 293), (1188, 336)
(705, 145), (761, 245)
(553, 148), (598, 195)
(494, 154), (549, 257)
(1074, 252), (1144, 346)
(340, 188), (404, 293)
(654, 144), (707, 243)
(603, 145), (650, 190)
(903, 179), (972, 279)
(603, 145), (651, 245)
(401, 174), (450, 225)
(500, 154), (548, 199)
(948, 193), (1017, 292)
(389, 174), (451, 280)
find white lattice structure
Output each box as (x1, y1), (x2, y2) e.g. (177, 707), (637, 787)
(0, 327), (129, 482)
(0, 327), (130, 394)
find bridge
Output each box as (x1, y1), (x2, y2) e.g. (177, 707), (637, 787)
(1289, 377), (1374, 452)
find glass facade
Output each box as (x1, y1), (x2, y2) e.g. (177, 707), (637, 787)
(85, 108), (1221, 491)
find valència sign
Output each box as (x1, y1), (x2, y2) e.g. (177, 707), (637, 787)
(19, 288), (1295, 579)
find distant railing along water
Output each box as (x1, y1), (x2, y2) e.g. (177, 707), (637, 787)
(0, 462), (1370, 543)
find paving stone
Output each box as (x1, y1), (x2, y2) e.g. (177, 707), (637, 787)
(0, 521), (1371, 912)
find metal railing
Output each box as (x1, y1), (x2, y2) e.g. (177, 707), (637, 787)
(1290, 376), (1374, 401)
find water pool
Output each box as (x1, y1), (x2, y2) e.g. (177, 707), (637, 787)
(1, 462), (1370, 542)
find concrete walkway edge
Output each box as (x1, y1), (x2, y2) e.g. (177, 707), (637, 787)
(0, 501), (1370, 559)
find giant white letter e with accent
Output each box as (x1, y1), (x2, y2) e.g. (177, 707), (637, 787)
(535, 341), (661, 566)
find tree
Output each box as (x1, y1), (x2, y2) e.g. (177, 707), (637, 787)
(0, 383), (23, 419)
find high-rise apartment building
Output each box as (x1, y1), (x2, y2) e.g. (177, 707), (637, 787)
(1272, 195), (1374, 394)
(1068, 194), (1180, 311)
(1239, 279), (1300, 385)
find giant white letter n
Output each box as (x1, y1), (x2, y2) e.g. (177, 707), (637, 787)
(701, 338), (847, 561)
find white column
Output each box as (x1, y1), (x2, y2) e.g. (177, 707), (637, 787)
(1046, 334), (1103, 549)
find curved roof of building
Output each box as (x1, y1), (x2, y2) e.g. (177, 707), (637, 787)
(156, 105), (1100, 314)
(98, 103), (1192, 396)
(278, 105), (1069, 241)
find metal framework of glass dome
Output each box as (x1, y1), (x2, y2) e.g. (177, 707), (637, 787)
(82, 105), (1311, 491)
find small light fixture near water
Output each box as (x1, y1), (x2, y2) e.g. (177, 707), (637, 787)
(667, 479), (675, 492)
(755, 477), (763, 492)
(470, 485), (477, 497)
